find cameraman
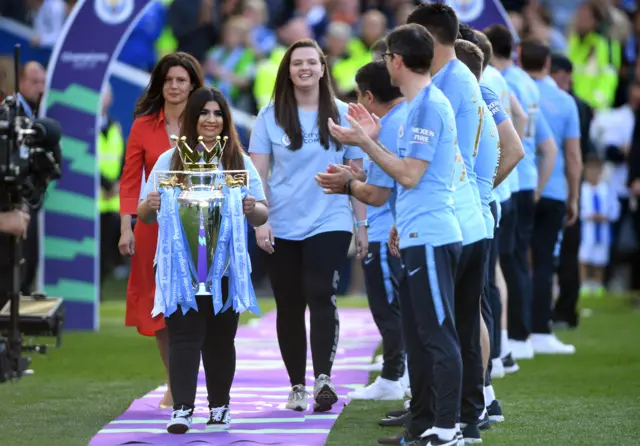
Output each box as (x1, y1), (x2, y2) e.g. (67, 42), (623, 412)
(0, 209), (30, 309)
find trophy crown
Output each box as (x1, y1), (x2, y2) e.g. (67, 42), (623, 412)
(175, 134), (229, 171)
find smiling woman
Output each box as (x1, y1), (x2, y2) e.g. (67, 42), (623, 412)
(248, 39), (368, 413)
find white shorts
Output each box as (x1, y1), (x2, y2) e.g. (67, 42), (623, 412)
(578, 242), (610, 267)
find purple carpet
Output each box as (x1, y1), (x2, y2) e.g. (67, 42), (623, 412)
(89, 308), (379, 446)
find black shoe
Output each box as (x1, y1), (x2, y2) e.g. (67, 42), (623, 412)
(422, 434), (459, 446)
(379, 409), (411, 427)
(206, 405), (231, 428)
(166, 405), (193, 434)
(456, 431), (464, 446)
(378, 429), (421, 445)
(460, 423), (482, 444)
(501, 353), (519, 374)
(386, 407), (410, 418)
(486, 399), (504, 423)
(478, 411), (491, 431)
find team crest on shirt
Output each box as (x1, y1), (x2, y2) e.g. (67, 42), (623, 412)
(446, 0), (485, 22)
(281, 133), (291, 147)
(398, 124), (404, 139)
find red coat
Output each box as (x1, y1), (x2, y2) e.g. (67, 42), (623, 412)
(119, 109), (173, 336)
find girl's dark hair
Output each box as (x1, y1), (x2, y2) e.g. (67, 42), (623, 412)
(169, 87), (245, 175)
(272, 38), (342, 151)
(134, 52), (205, 119)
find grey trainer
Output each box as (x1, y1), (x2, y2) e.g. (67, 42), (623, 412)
(286, 384), (308, 411)
(313, 374), (338, 412)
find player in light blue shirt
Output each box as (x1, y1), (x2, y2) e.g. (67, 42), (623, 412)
(521, 39), (581, 355)
(407, 6), (491, 443)
(327, 23), (463, 445)
(249, 40), (367, 413)
(316, 61), (408, 401)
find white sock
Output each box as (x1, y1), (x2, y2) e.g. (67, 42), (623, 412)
(484, 385), (496, 406)
(455, 422), (461, 432)
(423, 427), (456, 441)
(478, 407), (488, 422)
(500, 330), (510, 357)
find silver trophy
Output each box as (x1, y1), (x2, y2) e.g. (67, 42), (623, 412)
(154, 134), (249, 291)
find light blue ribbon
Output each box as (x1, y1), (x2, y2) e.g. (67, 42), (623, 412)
(223, 186), (260, 315)
(152, 187), (199, 318)
(207, 196), (231, 314)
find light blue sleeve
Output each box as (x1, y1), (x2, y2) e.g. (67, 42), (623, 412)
(248, 108), (272, 155)
(140, 149), (173, 200)
(535, 111), (553, 145)
(564, 97), (581, 140)
(367, 162), (394, 189)
(481, 85), (508, 126)
(243, 155), (267, 201)
(344, 143), (364, 159)
(404, 103), (442, 163)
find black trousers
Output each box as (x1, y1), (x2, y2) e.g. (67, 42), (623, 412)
(531, 198), (566, 334)
(400, 242), (461, 435)
(501, 190), (535, 341)
(554, 216), (581, 327)
(166, 280), (240, 410)
(20, 208), (39, 294)
(265, 230), (352, 386)
(362, 241), (405, 381)
(455, 239), (487, 425)
(482, 201), (500, 386)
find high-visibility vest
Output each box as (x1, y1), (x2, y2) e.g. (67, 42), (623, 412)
(568, 32), (621, 110)
(98, 121), (124, 214)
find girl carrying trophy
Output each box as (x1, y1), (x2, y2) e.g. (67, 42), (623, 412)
(137, 87), (268, 434)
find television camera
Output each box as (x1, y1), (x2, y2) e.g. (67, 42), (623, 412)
(0, 44), (65, 383)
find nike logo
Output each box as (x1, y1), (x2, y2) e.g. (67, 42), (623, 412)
(408, 267), (422, 276)
(364, 254), (374, 265)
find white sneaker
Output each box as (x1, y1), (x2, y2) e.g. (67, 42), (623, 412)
(166, 406), (193, 434)
(490, 358), (505, 379)
(348, 376), (405, 400)
(529, 334), (575, 355)
(509, 339), (535, 360)
(286, 384), (308, 411)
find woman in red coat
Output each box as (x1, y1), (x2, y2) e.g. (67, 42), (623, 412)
(118, 52), (204, 408)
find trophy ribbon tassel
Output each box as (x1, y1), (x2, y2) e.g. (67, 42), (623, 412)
(208, 197), (231, 314)
(152, 187), (199, 318)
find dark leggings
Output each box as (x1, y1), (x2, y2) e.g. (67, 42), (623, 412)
(265, 231), (352, 386)
(166, 278), (240, 410)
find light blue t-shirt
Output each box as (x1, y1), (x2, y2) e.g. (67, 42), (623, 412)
(503, 65), (530, 194)
(433, 58), (487, 245)
(475, 103), (499, 238)
(516, 72), (554, 191)
(535, 78), (581, 202)
(141, 150), (266, 202)
(482, 65), (512, 204)
(365, 101), (405, 243)
(480, 85), (508, 126)
(395, 84), (462, 249)
(248, 100), (364, 240)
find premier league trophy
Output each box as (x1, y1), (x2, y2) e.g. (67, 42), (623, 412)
(150, 135), (260, 318)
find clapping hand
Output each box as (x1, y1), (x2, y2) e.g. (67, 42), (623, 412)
(328, 103), (381, 147)
(349, 159), (367, 182)
(315, 164), (353, 194)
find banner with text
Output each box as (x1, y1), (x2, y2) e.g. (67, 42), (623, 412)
(42, 0), (151, 330)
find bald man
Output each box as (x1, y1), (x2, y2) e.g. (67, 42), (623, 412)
(360, 10), (387, 49)
(18, 61), (46, 118)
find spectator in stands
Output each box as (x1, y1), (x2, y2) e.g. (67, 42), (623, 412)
(168, 0), (219, 63)
(118, 0), (165, 72)
(567, 0), (622, 110)
(244, 0), (277, 58)
(323, 21), (359, 100)
(289, 0), (330, 41)
(204, 15), (256, 113)
(30, 0), (66, 48)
